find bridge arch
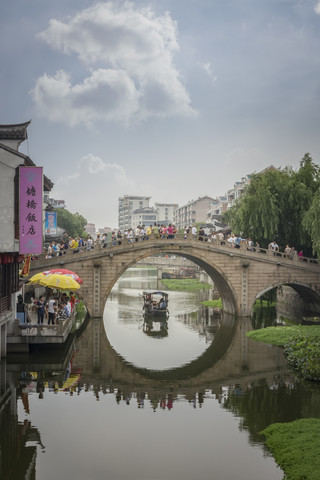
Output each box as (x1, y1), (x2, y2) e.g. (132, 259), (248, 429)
(100, 249), (238, 318)
(254, 281), (320, 317)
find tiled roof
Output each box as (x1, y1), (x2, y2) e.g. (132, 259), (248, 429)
(0, 120), (31, 140)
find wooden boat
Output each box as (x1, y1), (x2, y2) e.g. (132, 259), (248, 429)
(141, 290), (169, 317)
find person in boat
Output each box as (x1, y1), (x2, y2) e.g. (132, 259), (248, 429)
(158, 297), (166, 310)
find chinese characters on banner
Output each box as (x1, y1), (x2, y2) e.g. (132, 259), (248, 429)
(45, 211), (57, 236)
(19, 166), (43, 254)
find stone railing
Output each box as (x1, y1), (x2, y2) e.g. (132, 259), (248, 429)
(34, 233), (318, 268)
(15, 312), (74, 337)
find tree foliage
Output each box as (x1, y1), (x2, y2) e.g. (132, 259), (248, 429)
(54, 208), (87, 238)
(224, 154), (320, 255)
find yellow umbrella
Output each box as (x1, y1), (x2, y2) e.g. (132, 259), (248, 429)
(39, 273), (81, 291)
(28, 272), (46, 284)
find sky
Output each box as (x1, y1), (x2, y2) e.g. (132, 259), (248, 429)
(1, 0), (320, 228)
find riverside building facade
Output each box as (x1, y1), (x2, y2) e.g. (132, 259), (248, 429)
(0, 121), (53, 357)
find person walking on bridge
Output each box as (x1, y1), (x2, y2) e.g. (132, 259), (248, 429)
(269, 241), (279, 255)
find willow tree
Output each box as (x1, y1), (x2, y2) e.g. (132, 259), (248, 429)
(303, 188), (320, 258)
(224, 154), (320, 253)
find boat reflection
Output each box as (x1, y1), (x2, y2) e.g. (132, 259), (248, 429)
(143, 317), (168, 338)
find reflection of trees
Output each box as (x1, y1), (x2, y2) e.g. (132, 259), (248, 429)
(0, 396), (43, 479)
(251, 305), (278, 329)
(175, 305), (221, 343)
(222, 377), (320, 445)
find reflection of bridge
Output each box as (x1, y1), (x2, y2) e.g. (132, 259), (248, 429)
(72, 314), (288, 389)
(31, 234), (320, 317)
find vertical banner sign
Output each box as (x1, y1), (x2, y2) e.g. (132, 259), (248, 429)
(19, 166), (43, 254)
(45, 211), (57, 236)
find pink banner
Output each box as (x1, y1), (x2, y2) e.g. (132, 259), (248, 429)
(19, 167), (43, 254)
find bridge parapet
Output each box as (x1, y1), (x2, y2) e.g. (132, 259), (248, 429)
(29, 233), (320, 318)
(33, 232), (319, 271)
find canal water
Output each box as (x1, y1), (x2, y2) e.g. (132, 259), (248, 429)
(2, 267), (320, 479)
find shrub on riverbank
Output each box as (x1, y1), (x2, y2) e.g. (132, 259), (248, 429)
(284, 335), (320, 381)
(201, 299), (222, 308)
(261, 418), (320, 480)
(247, 325), (320, 381)
(160, 279), (212, 291)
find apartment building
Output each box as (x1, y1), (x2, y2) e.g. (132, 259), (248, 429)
(227, 175), (251, 209)
(206, 196), (228, 222)
(154, 202), (178, 226)
(131, 207), (157, 228)
(118, 196), (151, 231)
(173, 196), (214, 230)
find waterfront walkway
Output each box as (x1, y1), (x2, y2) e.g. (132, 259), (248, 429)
(8, 308), (76, 349)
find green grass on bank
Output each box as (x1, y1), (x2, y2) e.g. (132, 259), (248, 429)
(253, 299), (276, 307)
(246, 325), (320, 347)
(160, 278), (212, 291)
(247, 325), (320, 381)
(201, 299), (223, 308)
(261, 418), (320, 480)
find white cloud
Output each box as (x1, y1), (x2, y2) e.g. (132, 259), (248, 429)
(198, 62), (217, 86)
(56, 172), (80, 186)
(315, 2), (320, 14)
(31, 2), (195, 126)
(30, 68), (140, 126)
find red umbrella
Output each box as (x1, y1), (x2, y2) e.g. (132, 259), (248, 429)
(42, 268), (83, 284)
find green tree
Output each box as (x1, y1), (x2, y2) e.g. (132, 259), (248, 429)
(302, 188), (320, 258)
(54, 208), (87, 238)
(224, 154), (320, 254)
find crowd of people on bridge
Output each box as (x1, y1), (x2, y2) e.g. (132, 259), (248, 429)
(43, 223), (305, 262)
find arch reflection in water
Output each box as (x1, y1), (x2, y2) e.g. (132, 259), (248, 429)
(103, 274), (225, 370)
(5, 314), (314, 480)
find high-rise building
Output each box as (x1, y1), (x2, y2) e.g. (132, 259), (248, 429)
(118, 195), (151, 231)
(155, 202), (178, 226)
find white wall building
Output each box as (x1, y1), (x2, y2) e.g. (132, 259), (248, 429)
(206, 196), (228, 224)
(0, 121), (53, 357)
(131, 207), (157, 228)
(118, 195), (151, 231)
(227, 175), (251, 209)
(155, 202), (178, 226)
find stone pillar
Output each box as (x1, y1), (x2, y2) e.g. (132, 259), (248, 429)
(92, 318), (101, 371)
(241, 262), (249, 315)
(93, 262), (101, 318)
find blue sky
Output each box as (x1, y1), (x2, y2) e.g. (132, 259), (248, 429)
(1, 0), (320, 228)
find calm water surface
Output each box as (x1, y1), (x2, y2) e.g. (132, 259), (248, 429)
(2, 267), (320, 479)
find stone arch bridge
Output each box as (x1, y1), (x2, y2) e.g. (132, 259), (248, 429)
(30, 234), (320, 318)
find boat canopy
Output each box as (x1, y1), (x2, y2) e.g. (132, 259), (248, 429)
(142, 290), (168, 297)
